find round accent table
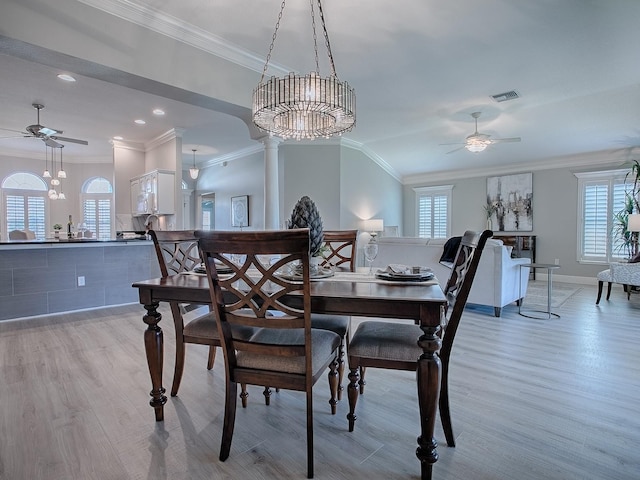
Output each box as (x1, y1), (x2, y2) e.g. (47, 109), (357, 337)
(519, 263), (561, 319)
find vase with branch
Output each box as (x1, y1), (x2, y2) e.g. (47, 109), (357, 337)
(483, 203), (497, 230)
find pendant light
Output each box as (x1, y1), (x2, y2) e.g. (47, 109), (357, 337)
(50, 148), (60, 186)
(189, 149), (199, 179)
(57, 145), (67, 178)
(43, 144), (51, 178)
(252, 0), (356, 140)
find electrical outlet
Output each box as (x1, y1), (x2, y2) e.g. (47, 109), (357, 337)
(554, 258), (560, 265)
(77, 276), (85, 287)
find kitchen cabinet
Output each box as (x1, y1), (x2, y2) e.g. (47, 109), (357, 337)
(131, 170), (175, 215)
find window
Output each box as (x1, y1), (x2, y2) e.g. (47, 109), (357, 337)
(81, 177), (113, 240)
(414, 185), (453, 238)
(576, 169), (629, 263)
(1, 173), (48, 240)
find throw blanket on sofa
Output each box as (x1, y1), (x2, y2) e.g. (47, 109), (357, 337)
(439, 236), (462, 266)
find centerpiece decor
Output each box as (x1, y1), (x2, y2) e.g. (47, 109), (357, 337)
(287, 195), (325, 275)
(53, 223), (62, 239)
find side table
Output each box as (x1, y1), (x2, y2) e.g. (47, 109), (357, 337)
(519, 263), (561, 319)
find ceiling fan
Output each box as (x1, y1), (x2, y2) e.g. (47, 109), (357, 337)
(440, 112), (520, 154)
(0, 103), (89, 148)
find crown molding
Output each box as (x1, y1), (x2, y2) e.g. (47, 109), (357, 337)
(402, 147), (640, 186)
(340, 138), (402, 182)
(202, 144), (264, 168)
(145, 128), (185, 151)
(76, 0), (289, 76)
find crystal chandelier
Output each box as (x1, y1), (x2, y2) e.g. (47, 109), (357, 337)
(189, 149), (199, 179)
(252, 0), (355, 140)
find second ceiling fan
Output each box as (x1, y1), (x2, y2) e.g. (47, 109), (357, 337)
(0, 103), (89, 149)
(441, 112), (520, 154)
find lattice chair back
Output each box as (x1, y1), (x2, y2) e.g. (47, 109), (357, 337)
(320, 230), (359, 272)
(149, 230), (200, 277)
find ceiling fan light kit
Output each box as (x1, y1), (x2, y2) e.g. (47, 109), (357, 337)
(441, 111), (521, 154)
(252, 0), (355, 140)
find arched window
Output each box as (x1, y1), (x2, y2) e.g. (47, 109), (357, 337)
(81, 177), (114, 240)
(1, 173), (48, 240)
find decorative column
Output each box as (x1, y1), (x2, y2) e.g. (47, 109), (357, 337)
(262, 136), (281, 230)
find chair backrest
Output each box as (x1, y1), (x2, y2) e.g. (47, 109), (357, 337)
(440, 229), (493, 360)
(320, 230), (358, 272)
(195, 229), (313, 383)
(9, 230), (34, 240)
(149, 230), (200, 277)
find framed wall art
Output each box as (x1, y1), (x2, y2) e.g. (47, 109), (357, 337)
(486, 172), (533, 232)
(231, 195), (249, 228)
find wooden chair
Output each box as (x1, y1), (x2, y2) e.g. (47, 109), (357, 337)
(149, 230), (219, 396)
(319, 229), (359, 272)
(196, 229), (340, 479)
(346, 230), (492, 448)
(312, 229), (358, 408)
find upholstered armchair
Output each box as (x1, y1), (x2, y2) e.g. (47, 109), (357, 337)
(596, 262), (640, 304)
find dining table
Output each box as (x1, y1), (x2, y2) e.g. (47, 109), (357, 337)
(132, 269), (448, 480)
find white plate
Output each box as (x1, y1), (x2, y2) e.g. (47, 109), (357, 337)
(375, 271), (434, 282)
(276, 268), (334, 280)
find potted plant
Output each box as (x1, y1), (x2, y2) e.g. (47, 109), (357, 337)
(287, 196), (325, 274)
(53, 223), (63, 239)
(613, 160), (640, 258)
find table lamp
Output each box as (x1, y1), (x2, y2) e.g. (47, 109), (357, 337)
(628, 213), (640, 256)
(362, 219), (384, 240)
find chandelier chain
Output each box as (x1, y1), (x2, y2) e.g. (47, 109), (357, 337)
(259, 0), (287, 84)
(309, 0), (320, 74)
(315, 0), (337, 77)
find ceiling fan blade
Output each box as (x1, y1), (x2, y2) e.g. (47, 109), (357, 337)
(0, 127), (29, 135)
(0, 136), (30, 141)
(491, 137), (521, 144)
(51, 136), (89, 145)
(43, 137), (63, 148)
(446, 146), (466, 154)
(439, 142), (465, 146)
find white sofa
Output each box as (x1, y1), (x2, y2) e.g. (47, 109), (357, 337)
(370, 236), (531, 316)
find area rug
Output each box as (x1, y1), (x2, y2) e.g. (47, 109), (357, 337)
(523, 281), (582, 309)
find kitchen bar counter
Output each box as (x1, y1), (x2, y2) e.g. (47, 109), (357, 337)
(0, 239), (159, 320)
(0, 236), (150, 249)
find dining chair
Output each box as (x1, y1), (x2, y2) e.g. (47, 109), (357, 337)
(149, 229), (220, 396)
(346, 229), (492, 448)
(312, 229), (358, 408)
(196, 229), (340, 479)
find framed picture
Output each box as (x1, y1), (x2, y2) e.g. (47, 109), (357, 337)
(487, 173), (533, 232)
(231, 195), (249, 227)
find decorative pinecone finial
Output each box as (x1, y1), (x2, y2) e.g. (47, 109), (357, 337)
(288, 196), (324, 256)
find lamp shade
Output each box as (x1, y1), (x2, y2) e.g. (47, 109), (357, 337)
(362, 219), (384, 233)
(628, 214), (640, 232)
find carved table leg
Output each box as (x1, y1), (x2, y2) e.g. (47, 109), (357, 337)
(143, 302), (166, 421)
(415, 322), (442, 480)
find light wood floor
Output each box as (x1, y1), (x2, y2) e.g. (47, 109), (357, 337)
(1, 281), (639, 480)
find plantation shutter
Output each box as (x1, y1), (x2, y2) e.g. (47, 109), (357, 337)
(582, 182), (608, 257)
(415, 185), (452, 239)
(82, 196), (112, 240)
(5, 194), (46, 239)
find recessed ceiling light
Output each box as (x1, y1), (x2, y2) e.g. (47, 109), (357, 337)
(57, 73), (76, 82)
(113, 135), (124, 140)
(134, 119), (146, 125)
(152, 108), (165, 116)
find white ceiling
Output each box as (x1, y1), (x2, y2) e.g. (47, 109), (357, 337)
(1, 0), (639, 182)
